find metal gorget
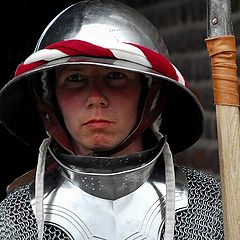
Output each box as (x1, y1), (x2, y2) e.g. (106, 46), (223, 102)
(47, 138), (166, 200)
(30, 140), (188, 239)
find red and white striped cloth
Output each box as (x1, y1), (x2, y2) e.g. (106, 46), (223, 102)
(15, 39), (186, 86)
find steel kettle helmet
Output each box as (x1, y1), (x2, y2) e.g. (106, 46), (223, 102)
(0, 0), (204, 154)
(34, 0), (169, 55)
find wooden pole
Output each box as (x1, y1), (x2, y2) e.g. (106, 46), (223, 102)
(205, 0), (240, 239)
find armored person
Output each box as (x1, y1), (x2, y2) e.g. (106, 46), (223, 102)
(0, 0), (223, 239)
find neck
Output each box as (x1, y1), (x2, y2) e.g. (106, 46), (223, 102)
(73, 136), (144, 157)
(111, 136), (143, 157)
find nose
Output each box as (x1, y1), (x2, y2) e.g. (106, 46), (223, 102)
(86, 83), (108, 108)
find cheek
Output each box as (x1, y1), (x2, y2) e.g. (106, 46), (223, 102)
(57, 90), (84, 123)
(116, 91), (141, 124)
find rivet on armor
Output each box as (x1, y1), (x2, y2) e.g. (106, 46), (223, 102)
(211, 18), (218, 25)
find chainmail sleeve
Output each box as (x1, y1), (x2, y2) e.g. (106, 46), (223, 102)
(0, 185), (38, 239)
(0, 185), (71, 240)
(161, 166), (224, 239)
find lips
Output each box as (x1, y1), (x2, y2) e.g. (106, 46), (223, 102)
(83, 119), (113, 128)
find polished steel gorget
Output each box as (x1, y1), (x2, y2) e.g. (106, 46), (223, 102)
(29, 142), (188, 240)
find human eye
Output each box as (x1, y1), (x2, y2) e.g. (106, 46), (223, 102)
(106, 71), (125, 79)
(62, 73), (87, 87)
(66, 73), (85, 82)
(104, 71), (127, 87)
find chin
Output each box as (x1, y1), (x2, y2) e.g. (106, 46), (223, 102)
(90, 136), (117, 147)
(91, 143), (114, 152)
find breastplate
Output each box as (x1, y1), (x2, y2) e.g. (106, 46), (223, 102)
(30, 140), (188, 239)
(30, 168), (187, 239)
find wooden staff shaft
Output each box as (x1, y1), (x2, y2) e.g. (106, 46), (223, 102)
(206, 0), (240, 239)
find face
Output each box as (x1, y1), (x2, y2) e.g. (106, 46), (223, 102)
(55, 64), (143, 156)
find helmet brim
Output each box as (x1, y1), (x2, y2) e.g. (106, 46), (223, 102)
(0, 56), (204, 154)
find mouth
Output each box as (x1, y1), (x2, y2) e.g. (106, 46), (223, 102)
(83, 119), (114, 128)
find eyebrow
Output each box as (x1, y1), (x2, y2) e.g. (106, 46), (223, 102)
(56, 65), (139, 78)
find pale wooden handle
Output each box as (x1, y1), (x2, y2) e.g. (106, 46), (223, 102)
(216, 105), (240, 240)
